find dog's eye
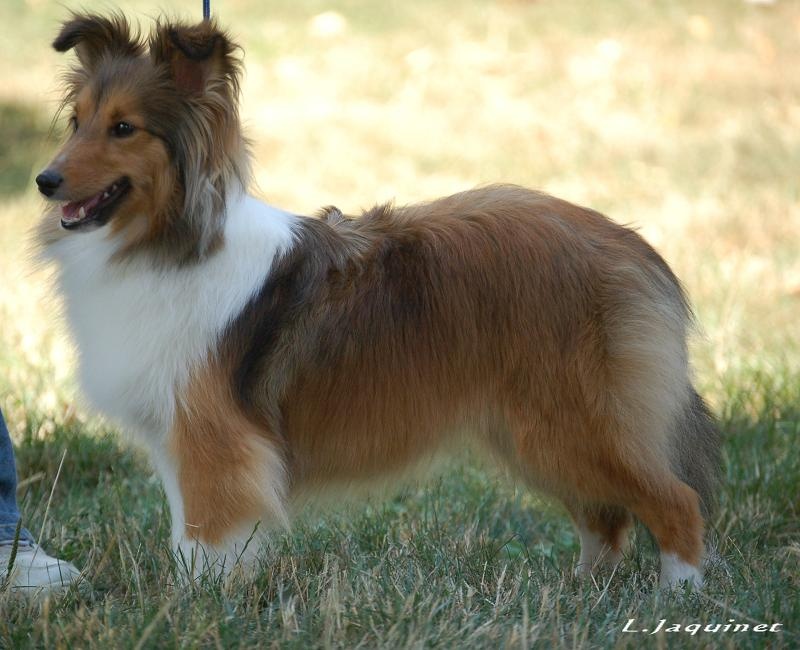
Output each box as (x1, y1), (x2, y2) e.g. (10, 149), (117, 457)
(111, 122), (135, 138)
(69, 116), (78, 132)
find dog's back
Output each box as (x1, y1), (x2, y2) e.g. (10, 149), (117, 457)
(173, 183), (719, 588)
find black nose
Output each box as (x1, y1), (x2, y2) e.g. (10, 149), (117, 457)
(35, 170), (63, 197)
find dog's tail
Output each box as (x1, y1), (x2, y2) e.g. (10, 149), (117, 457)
(672, 388), (722, 518)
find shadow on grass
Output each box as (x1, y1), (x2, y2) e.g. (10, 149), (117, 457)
(12, 416), (167, 545)
(14, 421), (141, 494)
(10, 417), (174, 598)
(0, 102), (52, 197)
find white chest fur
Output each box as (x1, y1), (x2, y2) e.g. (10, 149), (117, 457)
(43, 194), (296, 441)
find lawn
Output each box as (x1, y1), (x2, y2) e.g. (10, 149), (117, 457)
(0, 0), (798, 647)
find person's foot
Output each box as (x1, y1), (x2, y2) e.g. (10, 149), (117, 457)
(0, 540), (82, 596)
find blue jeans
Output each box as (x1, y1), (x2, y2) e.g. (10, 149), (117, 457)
(0, 409), (33, 544)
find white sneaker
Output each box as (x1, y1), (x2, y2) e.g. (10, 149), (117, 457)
(0, 541), (82, 596)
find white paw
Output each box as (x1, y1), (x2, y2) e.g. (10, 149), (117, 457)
(173, 539), (228, 583)
(172, 526), (265, 584)
(659, 552), (703, 589)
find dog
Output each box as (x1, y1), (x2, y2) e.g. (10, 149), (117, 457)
(35, 13), (720, 588)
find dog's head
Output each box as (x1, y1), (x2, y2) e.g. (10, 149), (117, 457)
(38, 13), (246, 261)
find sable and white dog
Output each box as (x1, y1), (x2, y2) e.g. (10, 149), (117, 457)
(36, 13), (720, 587)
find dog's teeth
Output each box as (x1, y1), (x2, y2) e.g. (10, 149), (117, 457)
(78, 206), (86, 219)
(103, 191), (110, 199)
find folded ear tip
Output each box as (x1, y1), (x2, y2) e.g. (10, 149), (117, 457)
(167, 22), (225, 61)
(52, 15), (85, 52)
(150, 17), (240, 94)
(52, 34), (73, 52)
(51, 13), (141, 58)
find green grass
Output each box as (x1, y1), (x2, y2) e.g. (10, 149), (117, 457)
(1, 382), (798, 648)
(1, 0), (799, 647)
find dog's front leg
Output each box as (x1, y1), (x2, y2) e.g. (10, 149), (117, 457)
(153, 406), (288, 582)
(151, 451), (219, 579)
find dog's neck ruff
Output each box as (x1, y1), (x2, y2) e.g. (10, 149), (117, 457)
(41, 190), (297, 442)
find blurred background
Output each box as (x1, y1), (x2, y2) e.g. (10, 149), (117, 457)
(1, 0), (799, 431)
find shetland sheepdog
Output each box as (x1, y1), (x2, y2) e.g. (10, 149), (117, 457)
(36, 13), (720, 588)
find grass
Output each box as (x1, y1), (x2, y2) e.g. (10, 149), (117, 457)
(0, 0), (798, 647)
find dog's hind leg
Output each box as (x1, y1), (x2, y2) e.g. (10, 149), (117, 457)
(565, 458), (703, 589)
(566, 503), (632, 577)
(506, 405), (706, 589)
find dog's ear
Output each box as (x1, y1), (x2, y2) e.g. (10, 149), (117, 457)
(150, 20), (240, 96)
(53, 13), (143, 70)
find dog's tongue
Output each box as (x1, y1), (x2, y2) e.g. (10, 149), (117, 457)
(62, 190), (103, 222)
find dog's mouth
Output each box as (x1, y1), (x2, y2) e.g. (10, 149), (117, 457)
(61, 177), (132, 230)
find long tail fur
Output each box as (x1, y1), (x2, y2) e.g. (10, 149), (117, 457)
(674, 389), (722, 518)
